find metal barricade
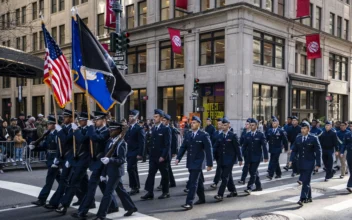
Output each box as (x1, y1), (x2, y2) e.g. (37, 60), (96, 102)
(0, 141), (32, 172)
(24, 145), (48, 172)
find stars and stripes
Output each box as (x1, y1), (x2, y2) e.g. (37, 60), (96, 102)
(42, 23), (72, 108)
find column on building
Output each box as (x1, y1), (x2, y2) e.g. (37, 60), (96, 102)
(26, 79), (32, 116)
(44, 86), (51, 117)
(10, 78), (16, 117)
(146, 42), (157, 119)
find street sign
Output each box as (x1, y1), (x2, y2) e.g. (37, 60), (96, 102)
(189, 96), (197, 100)
(191, 92), (199, 97)
(116, 65), (128, 71)
(113, 55), (124, 61)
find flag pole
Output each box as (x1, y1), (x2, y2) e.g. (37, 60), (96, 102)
(41, 13), (63, 158)
(71, 8), (77, 158)
(83, 67), (94, 158)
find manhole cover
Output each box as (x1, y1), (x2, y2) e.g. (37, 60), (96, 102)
(251, 213), (290, 220)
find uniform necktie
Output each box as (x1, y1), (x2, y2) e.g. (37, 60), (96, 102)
(303, 136), (307, 142)
(273, 129), (276, 133)
(252, 132), (255, 137)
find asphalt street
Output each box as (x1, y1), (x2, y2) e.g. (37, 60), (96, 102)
(0, 153), (352, 220)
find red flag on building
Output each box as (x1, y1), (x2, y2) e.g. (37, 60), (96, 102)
(296, 0), (310, 18)
(105, 0), (116, 28)
(101, 43), (109, 52)
(306, 34), (321, 59)
(168, 28), (182, 54)
(175, 0), (188, 10)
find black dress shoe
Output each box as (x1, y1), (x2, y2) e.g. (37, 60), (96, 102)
(304, 198), (313, 203)
(244, 189), (251, 195)
(283, 166), (289, 171)
(72, 201), (82, 206)
(210, 183), (217, 189)
(141, 193), (154, 200)
(291, 173), (296, 177)
(214, 195), (223, 201)
(129, 189), (140, 196)
(238, 180), (245, 184)
(124, 208), (138, 217)
(107, 207), (119, 214)
(183, 188), (189, 193)
(323, 167), (327, 171)
(297, 180), (302, 185)
(347, 188), (352, 193)
(253, 188), (263, 192)
(181, 204), (193, 210)
(31, 200), (45, 206)
(227, 192), (238, 198)
(340, 175), (345, 179)
(89, 202), (96, 209)
(44, 204), (57, 210)
(275, 175), (281, 179)
(156, 185), (162, 191)
(266, 175), (273, 180)
(158, 193), (170, 199)
(71, 212), (88, 219)
(55, 205), (67, 215)
(297, 200), (304, 206)
(194, 200), (205, 205)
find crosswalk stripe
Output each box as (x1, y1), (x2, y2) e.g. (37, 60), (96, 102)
(283, 192), (324, 203)
(324, 199), (352, 211)
(329, 184), (347, 191)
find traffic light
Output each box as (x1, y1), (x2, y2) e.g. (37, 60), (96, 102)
(109, 31), (130, 53)
(194, 78), (200, 91)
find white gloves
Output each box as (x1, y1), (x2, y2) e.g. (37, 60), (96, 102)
(71, 123), (78, 130)
(5, 134), (9, 139)
(55, 124), (62, 132)
(28, 144), (35, 150)
(65, 161), (70, 168)
(53, 158), (59, 165)
(51, 164), (58, 168)
(101, 157), (110, 165)
(87, 120), (94, 127)
(100, 176), (107, 182)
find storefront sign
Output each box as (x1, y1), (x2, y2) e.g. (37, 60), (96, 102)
(202, 85), (213, 96)
(292, 80), (325, 91)
(214, 83), (224, 96)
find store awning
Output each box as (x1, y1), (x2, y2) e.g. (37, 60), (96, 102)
(0, 45), (43, 78)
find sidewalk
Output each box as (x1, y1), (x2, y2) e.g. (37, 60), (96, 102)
(2, 162), (47, 172)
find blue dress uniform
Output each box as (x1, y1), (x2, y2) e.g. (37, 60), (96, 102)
(31, 116), (61, 206)
(51, 110), (75, 208)
(318, 121), (338, 180)
(96, 122), (137, 219)
(177, 116), (213, 208)
(341, 132), (352, 192)
(125, 110), (145, 194)
(266, 119), (288, 179)
(211, 118), (223, 187)
(287, 118), (302, 174)
(213, 118), (242, 199)
(290, 122), (322, 204)
(310, 121), (323, 137)
(242, 119), (268, 194)
(76, 111), (118, 217)
(58, 113), (91, 209)
(142, 109), (172, 199)
(239, 118), (252, 184)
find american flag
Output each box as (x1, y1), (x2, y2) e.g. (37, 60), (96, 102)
(42, 24), (72, 108)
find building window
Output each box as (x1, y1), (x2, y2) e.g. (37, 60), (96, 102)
(32, 2), (38, 20)
(82, 17), (88, 25)
(6, 12), (9, 28)
(216, 0), (225, 8)
(39, 0), (44, 15)
(329, 53), (348, 81)
(254, 0), (261, 7)
(316, 6), (321, 30)
(52, 0), (57, 13)
(33, 77), (44, 85)
(124, 89), (147, 119)
(16, 9), (20, 26)
(310, 59), (315, 77)
(2, 77), (10, 88)
(175, 0), (186, 18)
(1, 14), (5, 30)
(16, 37), (21, 49)
(6, 40), (10, 47)
(52, 27), (57, 42)
(337, 16), (342, 38)
(330, 13), (335, 35)
(16, 97), (27, 117)
(300, 55), (307, 75)
(252, 84), (283, 122)
(81, 0), (88, 3)
(328, 94), (346, 122)
(265, 0), (273, 12)
(278, 0), (285, 16)
(139, 1), (147, 25)
(159, 40), (184, 70)
(39, 31), (44, 49)
(97, 13), (104, 36)
(160, 0), (169, 21)
(309, 3), (313, 27)
(344, 19), (349, 40)
(59, 25), (65, 45)
(253, 31), (285, 69)
(126, 4), (134, 29)
(200, 0), (210, 11)
(72, 0), (79, 6)
(32, 96), (45, 118)
(127, 45), (147, 74)
(21, 6), (26, 24)
(22, 36), (26, 51)
(59, 0), (65, 11)
(32, 32), (38, 51)
(200, 30), (225, 66)
(16, 78), (27, 87)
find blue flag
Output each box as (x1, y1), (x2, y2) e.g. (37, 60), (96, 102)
(71, 18), (116, 112)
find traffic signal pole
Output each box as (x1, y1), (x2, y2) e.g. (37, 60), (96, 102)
(113, 0), (122, 121)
